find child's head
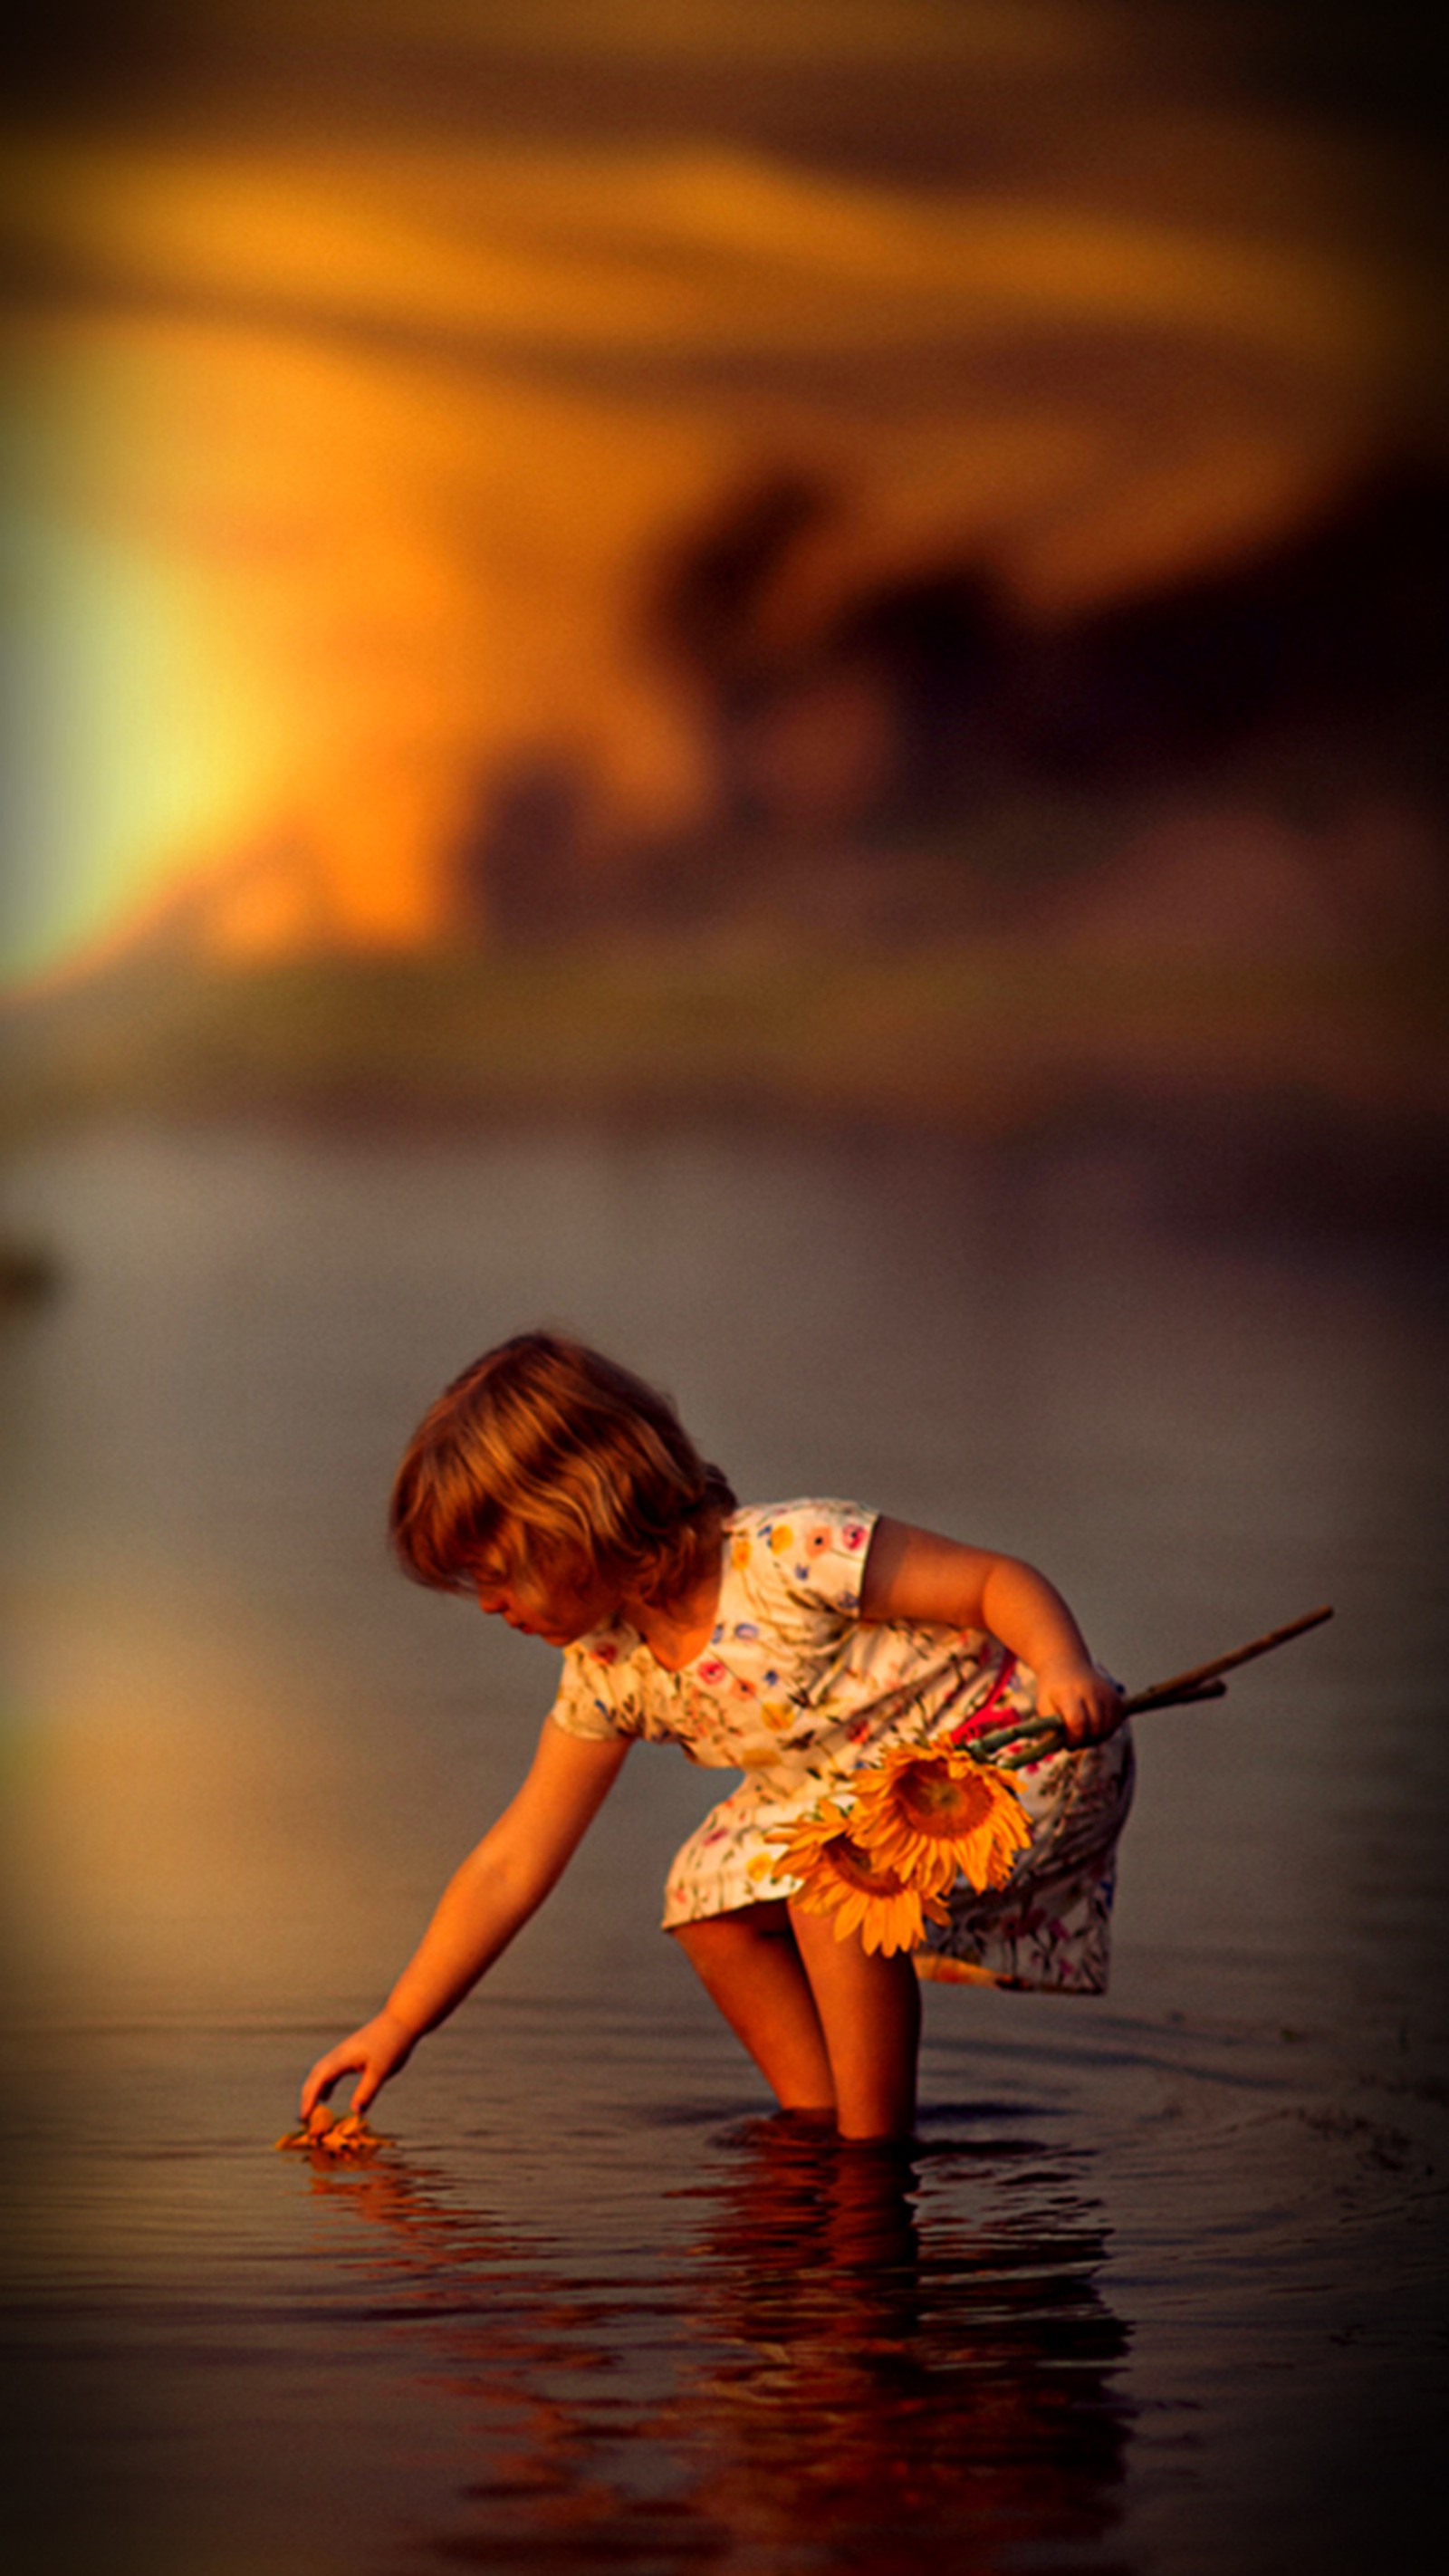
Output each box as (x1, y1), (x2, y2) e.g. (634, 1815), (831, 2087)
(389, 1331), (735, 1612)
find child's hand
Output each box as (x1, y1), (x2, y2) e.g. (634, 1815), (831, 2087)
(1033, 1661), (1124, 1746)
(301, 2010), (417, 2124)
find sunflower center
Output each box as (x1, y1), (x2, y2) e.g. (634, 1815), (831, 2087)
(894, 1763), (983, 1835)
(822, 1833), (909, 1898)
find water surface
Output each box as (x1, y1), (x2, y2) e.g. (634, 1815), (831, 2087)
(2, 1121), (1444, 2573)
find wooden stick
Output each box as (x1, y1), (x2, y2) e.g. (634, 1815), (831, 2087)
(960, 1610), (1330, 1766)
(1121, 1606), (1332, 1715)
(1122, 1678), (1227, 1715)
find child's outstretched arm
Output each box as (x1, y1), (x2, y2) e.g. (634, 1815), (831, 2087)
(300, 1720), (630, 2121)
(859, 1518), (1122, 1743)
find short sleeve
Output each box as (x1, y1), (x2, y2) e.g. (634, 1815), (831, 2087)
(545, 1637), (641, 1743)
(734, 1501), (878, 1617)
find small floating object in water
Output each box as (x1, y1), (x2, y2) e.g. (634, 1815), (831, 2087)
(274, 2109), (382, 2159)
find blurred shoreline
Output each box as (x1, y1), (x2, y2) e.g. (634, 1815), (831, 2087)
(5, 933), (1445, 1241)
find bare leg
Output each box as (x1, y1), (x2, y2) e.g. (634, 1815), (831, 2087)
(787, 1901), (921, 2141)
(670, 1901), (836, 2112)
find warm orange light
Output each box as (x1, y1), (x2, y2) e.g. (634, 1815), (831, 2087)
(3, 49), (1424, 980)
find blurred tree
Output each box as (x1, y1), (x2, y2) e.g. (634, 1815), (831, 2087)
(449, 754), (590, 946)
(1022, 457), (1449, 798)
(645, 474), (1009, 840)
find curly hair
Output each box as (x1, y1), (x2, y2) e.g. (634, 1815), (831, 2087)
(389, 1331), (736, 1610)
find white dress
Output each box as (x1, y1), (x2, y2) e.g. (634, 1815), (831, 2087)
(547, 1501), (1135, 1993)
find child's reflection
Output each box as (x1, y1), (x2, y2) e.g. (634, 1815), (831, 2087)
(662, 2113), (1132, 2566)
(293, 2113), (1130, 2571)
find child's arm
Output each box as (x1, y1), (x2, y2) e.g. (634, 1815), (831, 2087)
(300, 1719), (630, 2121)
(859, 1518), (1123, 1743)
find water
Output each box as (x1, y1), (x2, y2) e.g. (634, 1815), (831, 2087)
(2, 1120), (1445, 2574)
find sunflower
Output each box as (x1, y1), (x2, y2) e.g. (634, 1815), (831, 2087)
(849, 1745), (1031, 1895)
(771, 1801), (950, 1956)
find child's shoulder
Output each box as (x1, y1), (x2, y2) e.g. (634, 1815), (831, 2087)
(728, 1498), (876, 1547)
(725, 1501), (877, 1605)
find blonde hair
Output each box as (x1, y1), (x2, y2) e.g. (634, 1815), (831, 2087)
(389, 1331), (735, 1609)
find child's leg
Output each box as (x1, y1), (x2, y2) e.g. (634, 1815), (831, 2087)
(787, 1901), (920, 2141)
(670, 1902), (836, 2113)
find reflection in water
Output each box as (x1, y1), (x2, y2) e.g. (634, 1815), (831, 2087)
(667, 2119), (1131, 2571)
(297, 2115), (1132, 2571)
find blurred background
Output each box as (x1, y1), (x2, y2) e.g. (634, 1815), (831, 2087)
(3, 19), (1448, 2570)
(2, 0), (1445, 1186)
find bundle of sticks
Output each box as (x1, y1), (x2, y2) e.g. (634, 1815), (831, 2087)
(967, 1605), (1333, 1768)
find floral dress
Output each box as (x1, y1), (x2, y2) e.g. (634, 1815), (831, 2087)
(547, 1501), (1135, 1994)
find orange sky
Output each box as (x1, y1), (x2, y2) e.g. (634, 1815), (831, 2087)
(4, 0), (1442, 979)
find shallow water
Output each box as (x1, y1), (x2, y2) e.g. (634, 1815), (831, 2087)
(2, 1121), (1445, 2574)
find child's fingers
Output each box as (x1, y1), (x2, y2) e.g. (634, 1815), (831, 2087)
(1075, 1694), (1126, 1744)
(301, 2013), (414, 2125)
(298, 2069), (332, 2122)
(300, 2041), (361, 2121)
(1051, 1676), (1125, 1745)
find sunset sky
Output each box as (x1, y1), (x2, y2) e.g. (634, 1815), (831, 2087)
(4, 0), (1443, 979)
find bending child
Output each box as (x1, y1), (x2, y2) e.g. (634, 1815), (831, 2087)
(301, 1331), (1133, 2143)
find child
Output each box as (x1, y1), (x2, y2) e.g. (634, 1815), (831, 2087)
(300, 1331), (1132, 2143)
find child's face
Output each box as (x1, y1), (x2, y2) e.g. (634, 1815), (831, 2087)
(473, 1554), (618, 1648)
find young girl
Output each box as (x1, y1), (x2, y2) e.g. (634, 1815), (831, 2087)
(300, 1331), (1132, 2143)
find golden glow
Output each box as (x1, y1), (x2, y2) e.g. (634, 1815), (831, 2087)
(3, 134), (1391, 369)
(2, 10), (1430, 981)
(4, 1573), (381, 2020)
(7, 505), (280, 980)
